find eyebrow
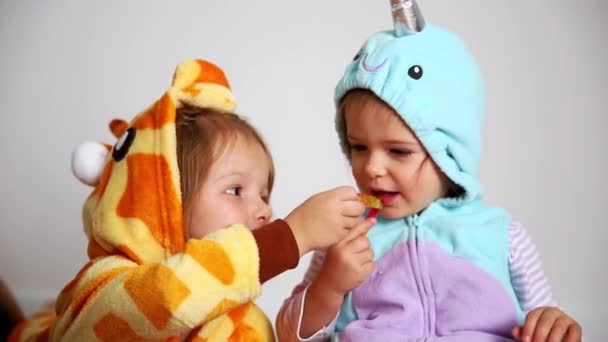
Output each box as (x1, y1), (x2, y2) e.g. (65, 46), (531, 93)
(383, 139), (419, 146)
(216, 172), (245, 181)
(347, 135), (419, 146)
(216, 172), (269, 187)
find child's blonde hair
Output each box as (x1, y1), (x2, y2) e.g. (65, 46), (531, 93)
(176, 105), (275, 225)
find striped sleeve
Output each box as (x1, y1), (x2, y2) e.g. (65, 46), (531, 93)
(508, 221), (558, 313)
(276, 249), (338, 341)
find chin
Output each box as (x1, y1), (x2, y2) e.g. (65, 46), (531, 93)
(379, 210), (406, 220)
(380, 207), (416, 220)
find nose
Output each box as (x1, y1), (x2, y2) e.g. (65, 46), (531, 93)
(252, 200), (271, 228)
(364, 152), (387, 178)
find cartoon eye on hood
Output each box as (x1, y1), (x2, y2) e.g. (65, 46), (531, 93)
(353, 49), (364, 61)
(408, 65), (423, 79)
(336, 0), (487, 204)
(70, 59), (238, 264)
(112, 127), (136, 162)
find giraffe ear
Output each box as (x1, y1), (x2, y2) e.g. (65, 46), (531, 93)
(71, 142), (110, 186)
(109, 119), (129, 139)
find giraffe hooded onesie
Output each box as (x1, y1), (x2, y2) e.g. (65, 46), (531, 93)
(10, 59), (300, 341)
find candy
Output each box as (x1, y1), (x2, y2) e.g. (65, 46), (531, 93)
(358, 193), (383, 209)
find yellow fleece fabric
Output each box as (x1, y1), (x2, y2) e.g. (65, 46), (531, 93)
(10, 59), (274, 341)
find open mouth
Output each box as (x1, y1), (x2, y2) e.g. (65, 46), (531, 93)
(371, 190), (399, 204)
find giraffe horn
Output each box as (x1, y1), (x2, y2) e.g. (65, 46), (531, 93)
(390, 0), (425, 37)
(109, 119), (129, 139)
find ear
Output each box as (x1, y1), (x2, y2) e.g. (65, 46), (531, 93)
(109, 119), (129, 139)
(71, 142), (110, 186)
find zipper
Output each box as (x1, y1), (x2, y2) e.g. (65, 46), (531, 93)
(407, 214), (434, 336)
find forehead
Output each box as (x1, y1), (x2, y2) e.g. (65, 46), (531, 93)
(343, 93), (416, 139)
(211, 134), (270, 170)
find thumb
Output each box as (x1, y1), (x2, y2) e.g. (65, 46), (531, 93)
(344, 217), (376, 241)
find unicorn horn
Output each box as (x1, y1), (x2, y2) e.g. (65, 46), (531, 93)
(390, 0), (426, 36)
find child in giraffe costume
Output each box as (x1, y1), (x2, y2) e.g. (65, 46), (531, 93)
(10, 59), (372, 341)
(276, 1), (581, 341)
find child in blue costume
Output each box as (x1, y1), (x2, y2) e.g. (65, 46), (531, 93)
(276, 1), (581, 341)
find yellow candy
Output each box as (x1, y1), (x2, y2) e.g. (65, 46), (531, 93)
(358, 193), (383, 209)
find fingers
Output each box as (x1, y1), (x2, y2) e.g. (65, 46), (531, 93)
(520, 307), (581, 342)
(361, 259), (375, 274)
(521, 308), (543, 342)
(546, 317), (572, 342)
(343, 217), (376, 241)
(531, 309), (560, 342)
(564, 322), (582, 342)
(511, 326), (522, 340)
(348, 235), (372, 253)
(341, 200), (366, 218)
(329, 186), (359, 200)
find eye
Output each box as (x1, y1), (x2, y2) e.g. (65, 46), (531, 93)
(408, 65), (423, 80)
(112, 127), (136, 161)
(226, 186), (241, 196)
(261, 194), (270, 203)
(353, 49), (363, 61)
(349, 144), (367, 152)
(390, 148), (412, 156)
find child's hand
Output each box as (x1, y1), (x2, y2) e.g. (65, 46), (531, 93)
(314, 218), (376, 297)
(512, 307), (581, 342)
(285, 186), (366, 256)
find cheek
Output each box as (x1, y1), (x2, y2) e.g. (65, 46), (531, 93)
(394, 166), (423, 191)
(188, 218), (217, 239)
(350, 156), (366, 178)
(415, 163), (448, 201)
(187, 199), (222, 239)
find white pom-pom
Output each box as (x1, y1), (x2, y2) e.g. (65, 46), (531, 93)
(71, 142), (109, 186)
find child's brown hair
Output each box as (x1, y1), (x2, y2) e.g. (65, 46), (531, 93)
(337, 89), (463, 198)
(176, 105), (275, 227)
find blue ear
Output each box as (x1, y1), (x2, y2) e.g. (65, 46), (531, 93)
(391, 0), (426, 37)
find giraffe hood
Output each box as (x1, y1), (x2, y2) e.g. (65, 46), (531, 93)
(71, 59), (236, 264)
(11, 59), (276, 341)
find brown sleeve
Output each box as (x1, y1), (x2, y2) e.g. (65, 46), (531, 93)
(252, 219), (300, 283)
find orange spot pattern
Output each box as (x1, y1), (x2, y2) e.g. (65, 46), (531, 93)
(60, 260), (94, 296)
(227, 302), (262, 342)
(34, 328), (50, 342)
(93, 161), (113, 199)
(94, 313), (145, 342)
(182, 60), (231, 96)
(201, 298), (240, 326)
(116, 244), (143, 265)
(227, 302), (252, 323)
(11, 61), (268, 341)
(123, 264), (190, 330)
(229, 323), (260, 342)
(87, 238), (113, 260)
(7, 320), (27, 342)
(132, 94), (176, 130)
(70, 267), (131, 319)
(186, 240), (235, 285)
(116, 154), (185, 255)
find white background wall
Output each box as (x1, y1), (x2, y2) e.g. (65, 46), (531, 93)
(1, 0), (606, 339)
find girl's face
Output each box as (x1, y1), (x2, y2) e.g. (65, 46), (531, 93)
(188, 135), (272, 239)
(344, 96), (449, 219)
